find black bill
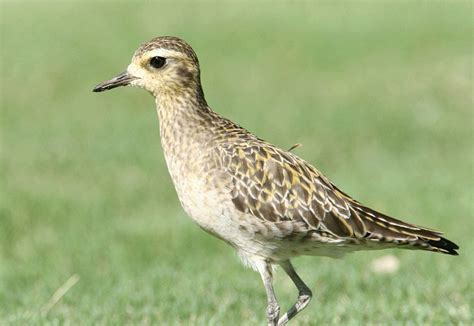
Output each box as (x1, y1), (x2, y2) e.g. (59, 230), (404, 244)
(93, 71), (136, 92)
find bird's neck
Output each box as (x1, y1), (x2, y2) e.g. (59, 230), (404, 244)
(155, 90), (211, 139)
(154, 91), (215, 182)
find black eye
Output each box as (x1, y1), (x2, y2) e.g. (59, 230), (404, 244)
(150, 56), (166, 69)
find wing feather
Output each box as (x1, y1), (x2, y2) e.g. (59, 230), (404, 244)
(217, 141), (454, 252)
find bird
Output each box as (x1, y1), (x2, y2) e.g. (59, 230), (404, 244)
(93, 36), (459, 325)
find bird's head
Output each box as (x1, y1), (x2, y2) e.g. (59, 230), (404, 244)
(93, 36), (204, 100)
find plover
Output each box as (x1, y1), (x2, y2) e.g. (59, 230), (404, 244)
(93, 36), (459, 325)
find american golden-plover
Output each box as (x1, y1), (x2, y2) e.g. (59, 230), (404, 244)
(93, 36), (459, 325)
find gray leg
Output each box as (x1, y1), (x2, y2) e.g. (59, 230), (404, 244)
(278, 260), (312, 325)
(256, 260), (280, 326)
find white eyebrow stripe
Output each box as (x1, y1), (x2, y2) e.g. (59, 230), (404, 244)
(145, 48), (186, 59)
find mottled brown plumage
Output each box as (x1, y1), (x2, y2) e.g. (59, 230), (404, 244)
(217, 140), (458, 253)
(93, 36), (459, 325)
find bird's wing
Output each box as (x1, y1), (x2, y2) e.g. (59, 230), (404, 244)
(217, 142), (364, 237)
(216, 141), (456, 252)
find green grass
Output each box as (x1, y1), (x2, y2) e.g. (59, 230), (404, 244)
(1, 1), (472, 324)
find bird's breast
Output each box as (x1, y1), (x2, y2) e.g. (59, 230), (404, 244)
(158, 119), (233, 237)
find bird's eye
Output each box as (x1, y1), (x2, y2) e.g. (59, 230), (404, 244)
(150, 56), (166, 69)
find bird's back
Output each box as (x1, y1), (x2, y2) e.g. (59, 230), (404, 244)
(203, 112), (459, 257)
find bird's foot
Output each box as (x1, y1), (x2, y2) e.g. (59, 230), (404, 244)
(266, 301), (280, 326)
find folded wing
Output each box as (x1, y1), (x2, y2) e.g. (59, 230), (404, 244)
(217, 142), (458, 255)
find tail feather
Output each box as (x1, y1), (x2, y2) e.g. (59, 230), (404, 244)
(352, 203), (459, 256)
(427, 237), (459, 255)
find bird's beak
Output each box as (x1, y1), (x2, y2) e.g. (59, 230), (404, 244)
(93, 71), (136, 92)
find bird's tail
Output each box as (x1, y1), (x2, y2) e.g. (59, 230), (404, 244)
(351, 203), (459, 255)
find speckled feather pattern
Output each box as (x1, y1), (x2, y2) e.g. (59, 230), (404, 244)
(130, 36), (459, 266)
(94, 36), (458, 325)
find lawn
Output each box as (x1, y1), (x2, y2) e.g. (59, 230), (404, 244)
(1, 1), (472, 324)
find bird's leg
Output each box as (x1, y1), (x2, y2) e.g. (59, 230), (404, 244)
(256, 260), (280, 326)
(278, 260), (312, 326)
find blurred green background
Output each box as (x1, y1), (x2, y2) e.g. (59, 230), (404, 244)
(1, 1), (472, 324)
